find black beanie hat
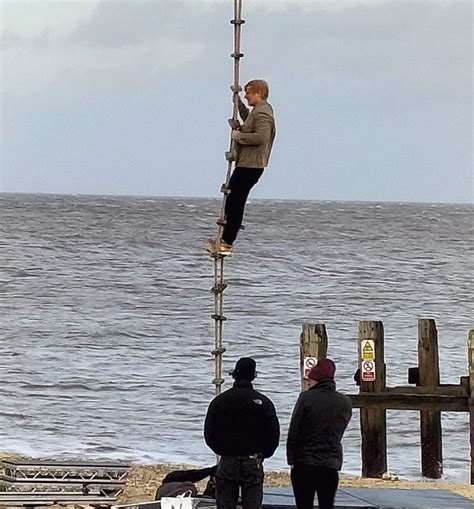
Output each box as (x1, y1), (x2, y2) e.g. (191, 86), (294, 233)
(232, 357), (256, 381)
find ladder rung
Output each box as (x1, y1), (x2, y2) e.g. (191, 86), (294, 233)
(220, 183), (230, 194)
(211, 314), (227, 322)
(230, 85), (242, 92)
(216, 218), (226, 226)
(212, 254), (229, 260)
(209, 251), (228, 260)
(225, 151), (235, 161)
(210, 283), (228, 294)
(231, 53), (244, 58)
(212, 378), (225, 385)
(211, 347), (226, 355)
(230, 19), (245, 25)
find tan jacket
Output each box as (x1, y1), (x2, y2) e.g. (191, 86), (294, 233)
(233, 99), (276, 168)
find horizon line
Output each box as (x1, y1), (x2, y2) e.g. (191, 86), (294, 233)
(0, 190), (472, 207)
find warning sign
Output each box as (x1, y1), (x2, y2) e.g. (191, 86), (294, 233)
(363, 361), (374, 371)
(362, 340), (375, 361)
(303, 357), (318, 378)
(361, 359), (376, 382)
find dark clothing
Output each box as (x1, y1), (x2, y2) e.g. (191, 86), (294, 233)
(205, 380), (280, 509)
(291, 464), (339, 509)
(155, 466), (217, 500)
(155, 481), (197, 500)
(215, 456), (263, 509)
(162, 466), (217, 484)
(222, 167), (264, 246)
(286, 381), (352, 470)
(204, 380), (280, 458)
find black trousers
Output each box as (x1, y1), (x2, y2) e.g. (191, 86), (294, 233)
(215, 456), (264, 509)
(291, 464), (339, 509)
(222, 167), (264, 246)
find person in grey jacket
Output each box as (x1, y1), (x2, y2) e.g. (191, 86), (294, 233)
(286, 358), (352, 509)
(208, 79), (276, 257)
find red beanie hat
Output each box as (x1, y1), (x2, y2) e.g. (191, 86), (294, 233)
(308, 358), (336, 382)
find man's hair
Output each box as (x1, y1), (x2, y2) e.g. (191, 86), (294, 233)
(245, 79), (269, 100)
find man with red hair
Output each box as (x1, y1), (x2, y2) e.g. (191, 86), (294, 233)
(208, 79), (276, 256)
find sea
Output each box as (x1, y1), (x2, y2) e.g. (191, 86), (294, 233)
(0, 193), (472, 482)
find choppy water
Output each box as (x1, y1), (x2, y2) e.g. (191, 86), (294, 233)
(0, 193), (472, 481)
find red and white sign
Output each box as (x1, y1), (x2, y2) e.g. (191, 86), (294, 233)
(303, 357), (318, 378)
(361, 360), (376, 382)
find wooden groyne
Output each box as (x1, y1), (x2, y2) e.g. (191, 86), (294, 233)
(299, 319), (474, 483)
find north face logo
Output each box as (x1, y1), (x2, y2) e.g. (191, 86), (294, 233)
(253, 399), (263, 405)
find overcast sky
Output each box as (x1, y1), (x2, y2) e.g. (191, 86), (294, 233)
(1, 0), (472, 203)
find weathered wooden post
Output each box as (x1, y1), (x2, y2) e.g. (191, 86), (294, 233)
(469, 329), (474, 484)
(300, 323), (328, 391)
(418, 319), (443, 478)
(358, 320), (387, 477)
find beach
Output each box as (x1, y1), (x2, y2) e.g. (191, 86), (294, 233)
(115, 463), (474, 504)
(1, 453), (473, 504)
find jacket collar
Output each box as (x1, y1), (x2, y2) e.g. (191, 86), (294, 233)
(253, 100), (268, 110)
(233, 379), (253, 388)
(309, 380), (336, 391)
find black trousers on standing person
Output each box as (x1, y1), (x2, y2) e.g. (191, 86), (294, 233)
(222, 167), (264, 246)
(215, 456), (264, 509)
(290, 464), (339, 509)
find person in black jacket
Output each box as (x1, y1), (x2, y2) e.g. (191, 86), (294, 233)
(287, 358), (352, 509)
(204, 357), (280, 509)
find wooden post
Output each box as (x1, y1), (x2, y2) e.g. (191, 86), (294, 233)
(469, 329), (474, 484)
(300, 323), (328, 391)
(358, 320), (387, 478)
(418, 319), (443, 478)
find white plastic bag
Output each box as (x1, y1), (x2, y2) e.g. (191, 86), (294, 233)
(160, 491), (200, 509)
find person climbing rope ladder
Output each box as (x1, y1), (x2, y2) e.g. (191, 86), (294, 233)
(208, 79), (276, 256)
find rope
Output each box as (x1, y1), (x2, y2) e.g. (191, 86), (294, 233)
(210, 0), (245, 396)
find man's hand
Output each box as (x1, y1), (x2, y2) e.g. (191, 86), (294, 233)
(231, 86), (243, 102)
(231, 130), (240, 141)
(228, 118), (241, 130)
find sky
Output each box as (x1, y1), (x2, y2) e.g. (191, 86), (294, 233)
(1, 0), (472, 203)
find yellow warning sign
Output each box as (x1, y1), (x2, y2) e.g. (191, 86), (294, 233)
(362, 340), (375, 360)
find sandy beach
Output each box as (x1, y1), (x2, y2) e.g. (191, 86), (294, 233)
(118, 463), (474, 504)
(1, 453), (473, 504)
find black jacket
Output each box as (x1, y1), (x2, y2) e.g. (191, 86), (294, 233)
(155, 466), (217, 500)
(286, 380), (352, 470)
(204, 380), (280, 458)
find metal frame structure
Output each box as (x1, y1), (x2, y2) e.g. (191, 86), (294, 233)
(0, 459), (130, 500)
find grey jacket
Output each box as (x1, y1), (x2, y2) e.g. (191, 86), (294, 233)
(286, 381), (352, 470)
(233, 99), (276, 168)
